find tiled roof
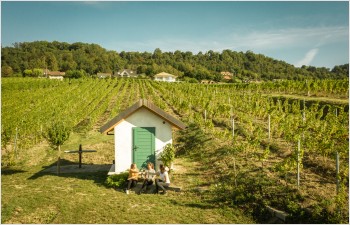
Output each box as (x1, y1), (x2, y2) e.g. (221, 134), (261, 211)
(117, 69), (136, 75)
(100, 99), (186, 134)
(220, 71), (233, 76)
(154, 72), (177, 78)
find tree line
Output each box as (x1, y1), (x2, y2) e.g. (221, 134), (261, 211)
(1, 41), (348, 82)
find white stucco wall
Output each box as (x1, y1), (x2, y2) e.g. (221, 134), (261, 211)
(113, 107), (173, 173)
(155, 76), (176, 82)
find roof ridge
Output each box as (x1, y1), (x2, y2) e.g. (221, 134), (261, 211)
(100, 99), (186, 134)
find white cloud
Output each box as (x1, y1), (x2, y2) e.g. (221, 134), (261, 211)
(295, 48), (319, 67)
(106, 26), (348, 58)
(223, 26), (348, 51)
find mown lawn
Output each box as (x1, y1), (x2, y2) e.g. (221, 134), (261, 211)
(1, 157), (254, 224)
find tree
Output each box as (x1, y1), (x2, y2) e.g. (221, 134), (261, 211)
(32, 68), (43, 77)
(47, 122), (71, 151)
(1, 65), (13, 77)
(213, 73), (223, 82)
(2, 40), (349, 80)
(153, 48), (162, 60)
(60, 52), (77, 71)
(23, 69), (33, 77)
(46, 53), (58, 71)
(46, 122), (71, 174)
(66, 69), (87, 79)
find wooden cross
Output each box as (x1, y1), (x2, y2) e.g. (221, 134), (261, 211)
(64, 144), (97, 168)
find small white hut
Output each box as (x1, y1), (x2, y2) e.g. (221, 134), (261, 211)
(154, 72), (178, 82)
(100, 99), (186, 174)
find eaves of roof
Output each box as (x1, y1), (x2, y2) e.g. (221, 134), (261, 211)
(100, 99), (186, 134)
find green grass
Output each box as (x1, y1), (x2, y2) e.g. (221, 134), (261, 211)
(62, 130), (114, 150)
(1, 165), (253, 224)
(1, 131), (254, 224)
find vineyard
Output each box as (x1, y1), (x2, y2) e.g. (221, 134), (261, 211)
(1, 77), (349, 223)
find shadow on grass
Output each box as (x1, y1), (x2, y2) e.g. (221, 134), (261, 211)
(169, 199), (216, 210)
(27, 159), (111, 187)
(1, 168), (27, 175)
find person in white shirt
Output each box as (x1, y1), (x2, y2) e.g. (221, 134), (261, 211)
(155, 164), (170, 194)
(138, 162), (156, 194)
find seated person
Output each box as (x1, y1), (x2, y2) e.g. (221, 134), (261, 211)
(138, 162), (156, 194)
(155, 164), (170, 194)
(125, 163), (139, 194)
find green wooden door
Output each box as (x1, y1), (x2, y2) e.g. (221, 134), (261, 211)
(132, 127), (155, 169)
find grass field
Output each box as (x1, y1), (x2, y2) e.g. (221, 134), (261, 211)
(2, 78), (348, 223)
(1, 131), (254, 224)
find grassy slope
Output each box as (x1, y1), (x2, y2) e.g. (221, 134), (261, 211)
(1, 131), (254, 224)
(2, 79), (348, 223)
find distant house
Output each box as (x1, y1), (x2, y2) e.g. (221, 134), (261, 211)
(116, 69), (137, 78)
(220, 71), (233, 81)
(154, 72), (177, 82)
(97, 73), (112, 79)
(48, 71), (65, 80)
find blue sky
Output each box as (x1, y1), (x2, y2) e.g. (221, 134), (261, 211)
(1, 1), (349, 69)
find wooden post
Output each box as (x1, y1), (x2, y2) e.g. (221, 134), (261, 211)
(297, 140), (300, 189)
(14, 127), (18, 160)
(302, 99), (306, 140)
(336, 151), (340, 195)
(268, 114), (271, 140)
(204, 110), (207, 123)
(232, 118), (235, 139)
(233, 157), (237, 187)
(303, 99), (306, 122)
(57, 144), (61, 175)
(57, 157), (61, 175)
(79, 144), (82, 168)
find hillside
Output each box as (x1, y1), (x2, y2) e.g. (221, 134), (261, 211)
(1, 41), (349, 81)
(1, 78), (348, 223)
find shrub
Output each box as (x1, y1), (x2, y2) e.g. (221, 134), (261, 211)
(159, 144), (175, 168)
(105, 172), (128, 189)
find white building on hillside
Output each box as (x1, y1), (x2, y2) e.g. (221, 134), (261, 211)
(154, 72), (177, 82)
(100, 99), (186, 174)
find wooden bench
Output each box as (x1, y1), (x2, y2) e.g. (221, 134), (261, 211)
(137, 171), (182, 193)
(266, 205), (289, 222)
(165, 186), (181, 192)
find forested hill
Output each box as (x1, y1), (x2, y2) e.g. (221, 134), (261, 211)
(1, 41), (348, 81)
